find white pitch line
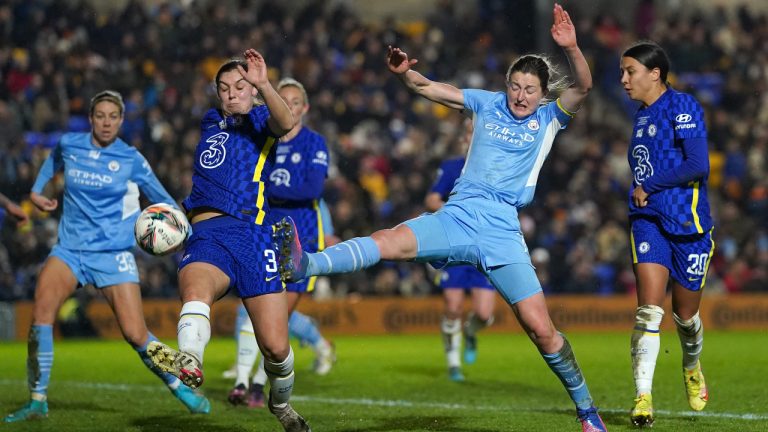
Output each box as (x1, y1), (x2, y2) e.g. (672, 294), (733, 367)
(1, 379), (766, 421)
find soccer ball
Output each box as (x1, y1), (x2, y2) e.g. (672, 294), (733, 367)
(134, 203), (190, 256)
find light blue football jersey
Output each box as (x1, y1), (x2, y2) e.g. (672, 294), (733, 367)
(32, 132), (176, 251)
(455, 89), (572, 211)
(406, 90), (573, 270)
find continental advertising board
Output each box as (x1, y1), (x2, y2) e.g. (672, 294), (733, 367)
(10, 294), (768, 340)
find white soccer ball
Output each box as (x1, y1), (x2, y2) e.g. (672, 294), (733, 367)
(134, 203), (190, 256)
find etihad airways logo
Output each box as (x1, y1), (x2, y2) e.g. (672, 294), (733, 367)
(67, 168), (113, 186)
(484, 122), (535, 146)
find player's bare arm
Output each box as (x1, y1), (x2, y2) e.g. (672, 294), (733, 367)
(551, 3), (591, 113)
(239, 49), (294, 136)
(387, 45), (464, 110)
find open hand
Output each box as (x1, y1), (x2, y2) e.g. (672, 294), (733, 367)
(550, 3), (576, 49)
(239, 49), (269, 88)
(387, 46), (418, 74)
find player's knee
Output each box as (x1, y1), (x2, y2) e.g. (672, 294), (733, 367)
(32, 299), (63, 325)
(635, 304), (664, 326)
(260, 342), (291, 363)
(528, 322), (560, 351)
(673, 310), (700, 331)
(372, 227), (415, 260)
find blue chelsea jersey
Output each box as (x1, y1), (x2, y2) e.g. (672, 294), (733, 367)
(183, 106), (278, 225)
(628, 89), (712, 235)
(31, 132), (176, 251)
(455, 89), (573, 207)
(431, 157), (465, 201)
(267, 127), (329, 205)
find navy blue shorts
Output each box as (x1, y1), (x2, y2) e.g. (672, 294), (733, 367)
(630, 216), (715, 291)
(439, 265), (494, 290)
(179, 215), (283, 298)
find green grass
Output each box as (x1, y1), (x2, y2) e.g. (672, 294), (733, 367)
(1, 332), (767, 431)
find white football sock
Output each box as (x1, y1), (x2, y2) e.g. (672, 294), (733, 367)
(441, 316), (462, 368)
(264, 347), (295, 406)
(235, 315), (259, 387)
(631, 304), (664, 396)
(177, 301), (211, 364)
(464, 313), (494, 338)
(252, 355), (268, 387)
(674, 311), (703, 370)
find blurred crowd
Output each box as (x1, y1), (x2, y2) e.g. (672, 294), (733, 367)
(1, 0), (766, 301)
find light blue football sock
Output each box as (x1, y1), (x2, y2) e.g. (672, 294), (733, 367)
(134, 332), (179, 387)
(306, 236), (381, 276)
(541, 335), (594, 410)
(288, 311), (321, 346)
(28, 324), (53, 398)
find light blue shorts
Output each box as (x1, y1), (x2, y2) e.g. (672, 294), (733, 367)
(50, 244), (139, 288)
(404, 196), (532, 270)
(404, 197), (541, 304)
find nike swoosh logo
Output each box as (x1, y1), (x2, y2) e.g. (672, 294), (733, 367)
(265, 275), (279, 282)
(688, 277), (700, 282)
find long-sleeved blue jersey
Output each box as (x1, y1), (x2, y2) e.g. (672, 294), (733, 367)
(32, 132), (176, 251)
(628, 89), (712, 235)
(267, 126), (329, 254)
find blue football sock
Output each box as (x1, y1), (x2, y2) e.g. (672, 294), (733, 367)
(288, 311), (321, 346)
(541, 335), (594, 410)
(134, 332), (179, 387)
(306, 236), (381, 276)
(28, 324), (54, 398)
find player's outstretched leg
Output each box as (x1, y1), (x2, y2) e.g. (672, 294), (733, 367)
(4, 325), (53, 423)
(147, 341), (204, 389)
(274, 219), (381, 283)
(273, 217), (307, 283)
(541, 335), (607, 432)
(577, 406), (609, 432)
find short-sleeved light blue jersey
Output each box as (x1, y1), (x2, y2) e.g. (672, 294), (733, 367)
(457, 89), (572, 209)
(32, 132), (176, 251)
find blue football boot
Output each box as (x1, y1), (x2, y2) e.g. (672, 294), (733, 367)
(3, 399), (48, 422)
